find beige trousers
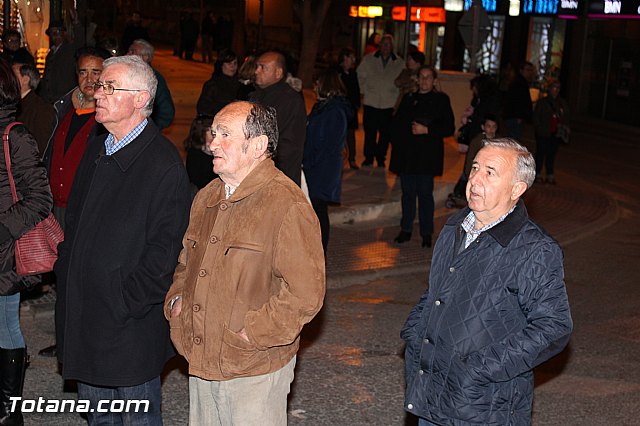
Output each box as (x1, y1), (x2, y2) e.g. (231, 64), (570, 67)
(189, 356), (296, 426)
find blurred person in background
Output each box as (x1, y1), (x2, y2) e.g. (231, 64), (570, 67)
(389, 66), (454, 248)
(357, 34), (404, 168)
(303, 69), (353, 254)
(196, 49), (240, 118)
(393, 50), (425, 113)
(127, 39), (176, 129)
(12, 60), (55, 156)
(533, 80), (569, 184)
(335, 48), (360, 170)
(236, 54), (257, 101)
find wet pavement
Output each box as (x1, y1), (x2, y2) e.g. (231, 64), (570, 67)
(17, 50), (640, 425)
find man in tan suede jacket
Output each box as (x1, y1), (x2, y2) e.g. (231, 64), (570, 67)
(165, 101), (325, 425)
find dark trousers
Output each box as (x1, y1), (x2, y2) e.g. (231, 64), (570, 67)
(362, 106), (393, 164)
(504, 118), (524, 140)
(346, 128), (357, 163)
(535, 136), (561, 176)
(400, 174), (435, 237)
(77, 376), (162, 425)
(310, 198), (329, 255)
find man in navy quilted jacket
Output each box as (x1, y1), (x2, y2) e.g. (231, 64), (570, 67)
(402, 138), (572, 425)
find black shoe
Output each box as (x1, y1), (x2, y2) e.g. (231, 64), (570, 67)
(361, 159), (373, 167)
(349, 161), (360, 170)
(394, 231), (412, 243)
(38, 344), (56, 358)
(422, 235), (432, 248)
(377, 161), (386, 168)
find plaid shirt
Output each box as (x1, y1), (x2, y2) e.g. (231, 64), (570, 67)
(461, 204), (517, 249)
(104, 119), (148, 155)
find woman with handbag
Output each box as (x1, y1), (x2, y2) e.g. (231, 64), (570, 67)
(0, 57), (53, 424)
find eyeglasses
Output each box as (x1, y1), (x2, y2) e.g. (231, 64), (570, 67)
(93, 81), (146, 95)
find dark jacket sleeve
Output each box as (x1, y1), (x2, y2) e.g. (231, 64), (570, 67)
(152, 72), (176, 129)
(463, 241), (573, 383)
(0, 126), (52, 242)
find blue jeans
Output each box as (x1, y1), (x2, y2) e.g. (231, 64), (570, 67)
(77, 376), (163, 425)
(0, 293), (24, 349)
(400, 174), (435, 237)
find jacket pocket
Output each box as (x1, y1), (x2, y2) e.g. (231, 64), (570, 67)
(219, 326), (270, 378)
(223, 241), (264, 256)
(168, 312), (188, 362)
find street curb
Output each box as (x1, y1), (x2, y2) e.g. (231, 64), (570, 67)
(327, 261), (430, 290)
(329, 182), (456, 225)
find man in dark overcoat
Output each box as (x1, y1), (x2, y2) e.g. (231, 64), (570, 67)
(54, 55), (191, 425)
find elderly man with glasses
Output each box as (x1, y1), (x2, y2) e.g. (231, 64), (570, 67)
(54, 55), (191, 425)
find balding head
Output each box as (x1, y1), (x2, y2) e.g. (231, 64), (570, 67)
(255, 51), (287, 89)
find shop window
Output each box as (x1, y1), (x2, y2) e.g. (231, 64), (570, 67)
(528, 17), (552, 85)
(462, 15), (504, 75)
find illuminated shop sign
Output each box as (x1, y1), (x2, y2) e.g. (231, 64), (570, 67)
(522, 0), (558, 14)
(349, 5), (384, 18)
(587, 0), (640, 18)
(391, 6), (447, 22)
(558, 0), (583, 18)
(464, 0), (498, 12)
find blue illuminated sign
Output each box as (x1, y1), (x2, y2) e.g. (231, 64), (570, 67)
(464, 0), (497, 12)
(523, 0), (559, 14)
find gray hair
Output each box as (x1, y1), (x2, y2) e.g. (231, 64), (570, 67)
(241, 103), (278, 158)
(482, 138), (536, 188)
(15, 63), (40, 90)
(130, 38), (155, 62)
(103, 55), (157, 117)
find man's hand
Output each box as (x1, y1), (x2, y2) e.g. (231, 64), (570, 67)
(412, 121), (429, 135)
(170, 297), (182, 318)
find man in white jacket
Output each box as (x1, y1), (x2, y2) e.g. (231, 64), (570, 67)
(357, 34), (405, 168)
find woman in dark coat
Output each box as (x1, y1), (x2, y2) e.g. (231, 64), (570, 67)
(533, 80), (569, 184)
(0, 58), (53, 423)
(303, 69), (353, 254)
(195, 49), (240, 117)
(335, 48), (360, 169)
(389, 65), (454, 248)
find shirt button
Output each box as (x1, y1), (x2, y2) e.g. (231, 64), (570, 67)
(198, 269), (207, 277)
(210, 236), (218, 244)
(407, 403), (414, 410)
(219, 202), (228, 211)
(193, 337), (202, 345)
(423, 338), (430, 344)
(435, 300), (441, 306)
(419, 369), (424, 375)
(192, 304), (200, 312)
(449, 267), (455, 272)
